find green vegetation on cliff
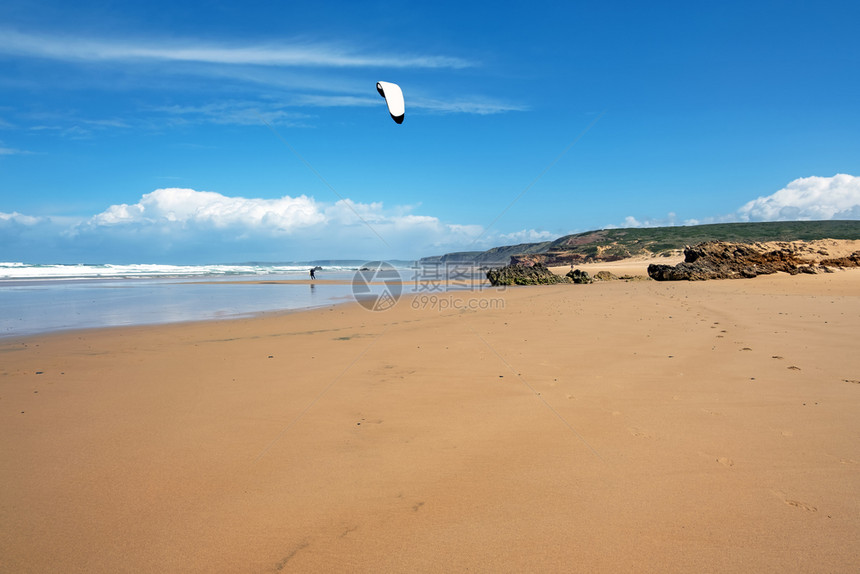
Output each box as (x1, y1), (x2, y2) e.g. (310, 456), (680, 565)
(420, 220), (860, 266)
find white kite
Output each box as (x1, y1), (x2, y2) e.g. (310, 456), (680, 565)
(376, 81), (405, 124)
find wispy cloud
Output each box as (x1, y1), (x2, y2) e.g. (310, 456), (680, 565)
(0, 137), (34, 155)
(0, 29), (473, 69)
(24, 116), (132, 139)
(153, 101), (313, 126)
(291, 94), (379, 108)
(411, 96), (529, 115)
(497, 229), (558, 243)
(0, 146), (31, 155)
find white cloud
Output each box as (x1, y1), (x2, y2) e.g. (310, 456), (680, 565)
(607, 213), (683, 229)
(410, 96), (529, 115)
(738, 174), (860, 221)
(497, 229), (558, 243)
(153, 102), (312, 126)
(41, 187), (492, 261)
(0, 146), (32, 155)
(0, 211), (43, 225)
(608, 174), (860, 232)
(150, 92), (526, 127)
(0, 29), (472, 69)
(87, 188), (324, 232)
(323, 199), (387, 225)
(292, 94), (381, 109)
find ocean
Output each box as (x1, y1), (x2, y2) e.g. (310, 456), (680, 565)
(0, 261), (490, 338)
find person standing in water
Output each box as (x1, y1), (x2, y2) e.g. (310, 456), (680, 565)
(309, 267), (316, 280)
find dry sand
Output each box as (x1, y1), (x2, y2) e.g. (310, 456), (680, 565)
(2, 269), (859, 572)
(550, 253), (685, 279)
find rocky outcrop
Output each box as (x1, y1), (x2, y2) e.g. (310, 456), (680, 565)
(593, 271), (619, 282)
(566, 269), (593, 284)
(648, 241), (860, 281)
(820, 252), (860, 268)
(485, 263), (571, 286)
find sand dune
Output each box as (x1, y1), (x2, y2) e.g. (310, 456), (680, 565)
(2, 269), (859, 572)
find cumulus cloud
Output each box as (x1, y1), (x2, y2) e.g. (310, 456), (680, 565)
(86, 188), (324, 232)
(21, 187), (492, 262)
(610, 175), (860, 231)
(0, 211), (43, 225)
(738, 174), (860, 221)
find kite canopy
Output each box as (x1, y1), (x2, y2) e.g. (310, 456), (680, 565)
(376, 81), (405, 124)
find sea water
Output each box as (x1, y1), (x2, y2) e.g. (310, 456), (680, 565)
(0, 262), (491, 338)
(0, 263), (367, 338)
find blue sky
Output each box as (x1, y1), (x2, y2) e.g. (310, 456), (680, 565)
(1, 0), (858, 263)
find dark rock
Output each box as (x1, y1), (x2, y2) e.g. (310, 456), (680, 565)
(486, 263), (571, 286)
(566, 269), (593, 284)
(819, 251), (860, 268)
(648, 241), (812, 281)
(593, 270), (618, 282)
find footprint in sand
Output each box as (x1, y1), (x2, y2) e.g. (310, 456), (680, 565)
(274, 541), (310, 570)
(627, 427), (653, 438)
(771, 490), (818, 512)
(785, 499), (818, 512)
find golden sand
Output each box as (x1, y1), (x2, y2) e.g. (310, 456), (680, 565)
(2, 270), (859, 572)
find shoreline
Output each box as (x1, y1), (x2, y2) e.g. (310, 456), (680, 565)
(0, 265), (491, 339)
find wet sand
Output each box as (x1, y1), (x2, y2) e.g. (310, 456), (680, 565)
(2, 270), (859, 572)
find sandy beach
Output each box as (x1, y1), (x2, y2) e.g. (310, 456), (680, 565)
(2, 269), (859, 572)
(549, 253), (685, 279)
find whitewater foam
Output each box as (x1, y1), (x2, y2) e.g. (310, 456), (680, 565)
(0, 262), (359, 280)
